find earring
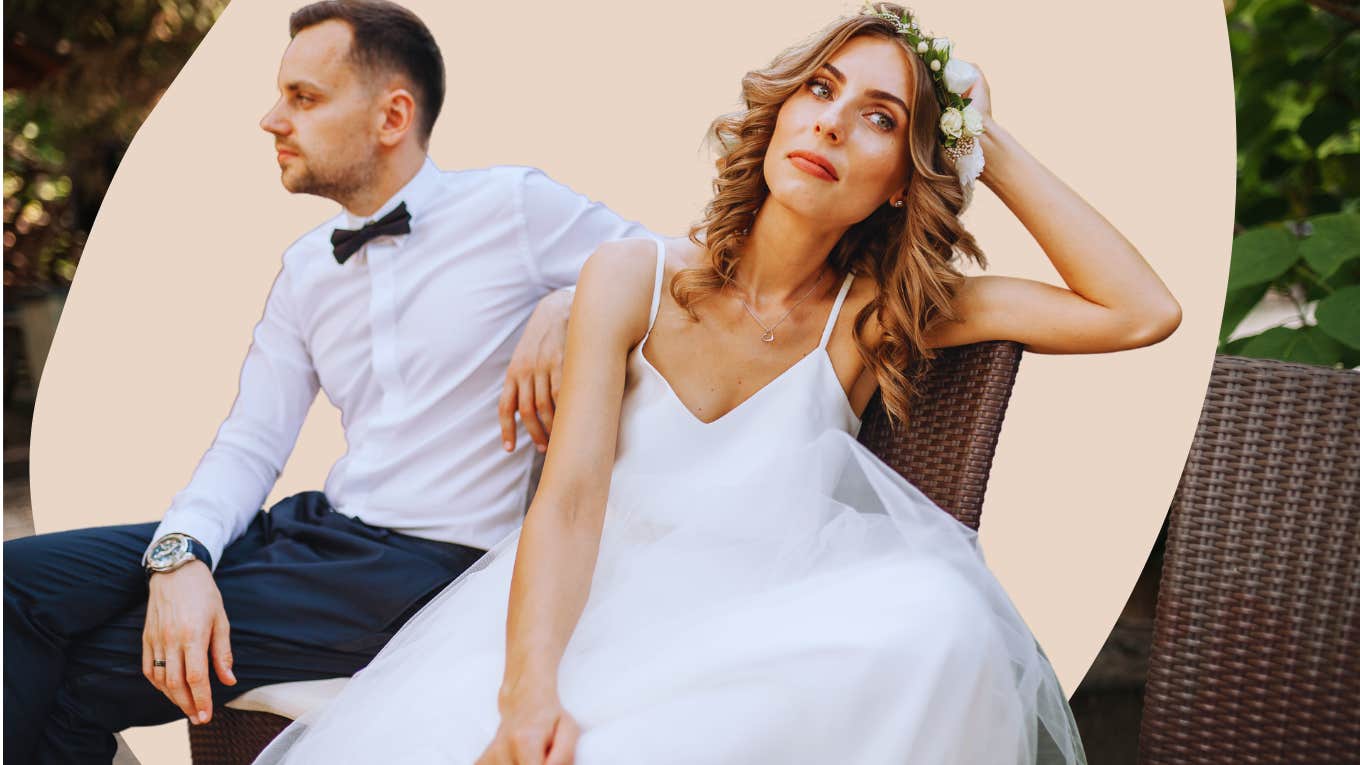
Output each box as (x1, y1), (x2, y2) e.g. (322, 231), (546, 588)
(892, 199), (905, 208)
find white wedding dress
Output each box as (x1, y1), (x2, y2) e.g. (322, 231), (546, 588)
(254, 237), (1087, 764)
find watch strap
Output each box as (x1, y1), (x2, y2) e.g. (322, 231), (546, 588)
(143, 534), (214, 577)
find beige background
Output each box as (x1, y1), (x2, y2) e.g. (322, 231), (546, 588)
(28, 0), (1234, 760)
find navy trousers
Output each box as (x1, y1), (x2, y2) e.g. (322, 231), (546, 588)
(3, 491), (488, 764)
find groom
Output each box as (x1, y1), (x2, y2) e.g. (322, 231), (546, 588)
(3, 1), (650, 762)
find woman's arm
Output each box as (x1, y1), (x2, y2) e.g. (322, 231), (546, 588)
(478, 239), (658, 765)
(925, 72), (1183, 354)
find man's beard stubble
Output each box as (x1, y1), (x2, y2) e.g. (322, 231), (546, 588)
(285, 148), (381, 208)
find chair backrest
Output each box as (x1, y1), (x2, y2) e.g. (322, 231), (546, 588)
(857, 340), (1025, 530)
(1139, 354), (1360, 765)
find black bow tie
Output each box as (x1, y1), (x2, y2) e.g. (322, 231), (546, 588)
(330, 202), (412, 264)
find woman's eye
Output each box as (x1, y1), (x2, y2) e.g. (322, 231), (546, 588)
(808, 80), (832, 99)
(868, 112), (896, 131)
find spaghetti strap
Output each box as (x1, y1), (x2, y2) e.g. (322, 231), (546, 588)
(818, 273), (855, 349)
(645, 237), (666, 334)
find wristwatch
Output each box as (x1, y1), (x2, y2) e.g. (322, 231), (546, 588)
(142, 533), (213, 578)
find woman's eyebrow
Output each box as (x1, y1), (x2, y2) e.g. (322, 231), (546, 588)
(868, 88), (909, 115)
(821, 62), (909, 115)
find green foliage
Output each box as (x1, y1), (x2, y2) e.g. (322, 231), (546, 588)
(3, 0), (229, 297)
(1221, 0), (1359, 368)
(1227, 225), (1299, 290)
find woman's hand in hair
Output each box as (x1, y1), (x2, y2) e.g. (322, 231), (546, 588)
(962, 65), (991, 122)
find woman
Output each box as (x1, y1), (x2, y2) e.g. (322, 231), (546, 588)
(257, 5), (1178, 763)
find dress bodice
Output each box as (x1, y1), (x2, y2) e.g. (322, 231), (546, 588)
(611, 237), (861, 482)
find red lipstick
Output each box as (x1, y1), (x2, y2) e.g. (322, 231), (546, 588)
(787, 150), (839, 182)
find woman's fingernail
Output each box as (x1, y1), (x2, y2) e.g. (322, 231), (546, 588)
(198, 711), (208, 723)
(504, 441), (513, 451)
(537, 444), (547, 453)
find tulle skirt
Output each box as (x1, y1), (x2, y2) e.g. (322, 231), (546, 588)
(254, 429), (1087, 764)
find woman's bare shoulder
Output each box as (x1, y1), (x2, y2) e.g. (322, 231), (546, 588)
(658, 236), (708, 276)
(576, 238), (667, 347)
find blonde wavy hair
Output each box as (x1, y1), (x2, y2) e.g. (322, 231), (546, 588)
(674, 3), (987, 429)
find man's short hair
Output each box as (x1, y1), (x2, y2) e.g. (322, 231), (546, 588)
(289, 0), (445, 144)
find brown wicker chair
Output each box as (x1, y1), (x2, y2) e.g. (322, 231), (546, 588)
(1139, 354), (1360, 765)
(189, 340), (1026, 763)
(857, 338), (1025, 530)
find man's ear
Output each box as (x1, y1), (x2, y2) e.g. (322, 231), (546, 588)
(376, 87), (416, 147)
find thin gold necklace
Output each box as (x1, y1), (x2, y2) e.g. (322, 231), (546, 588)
(728, 267), (827, 343)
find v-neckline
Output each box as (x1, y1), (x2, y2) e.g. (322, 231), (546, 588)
(637, 336), (845, 427)
(634, 237), (859, 428)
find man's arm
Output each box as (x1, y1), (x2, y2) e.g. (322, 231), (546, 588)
(142, 260), (319, 726)
(518, 167), (654, 293)
(147, 262), (320, 571)
(499, 169), (653, 452)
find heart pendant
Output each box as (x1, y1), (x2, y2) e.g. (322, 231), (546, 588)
(761, 331), (775, 343)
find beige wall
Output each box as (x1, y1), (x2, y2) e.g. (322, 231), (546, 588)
(27, 0), (1235, 760)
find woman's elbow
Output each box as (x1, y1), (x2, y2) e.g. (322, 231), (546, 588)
(1125, 299), (1183, 349)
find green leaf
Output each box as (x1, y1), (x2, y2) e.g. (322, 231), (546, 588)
(1220, 282), (1271, 343)
(1315, 284), (1360, 351)
(1228, 226), (1300, 290)
(1300, 213), (1360, 279)
(1220, 334), (1254, 355)
(1238, 325), (1347, 366)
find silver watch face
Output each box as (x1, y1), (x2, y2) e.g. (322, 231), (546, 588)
(147, 535), (192, 570)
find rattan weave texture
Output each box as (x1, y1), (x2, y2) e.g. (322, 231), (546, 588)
(1139, 355), (1360, 764)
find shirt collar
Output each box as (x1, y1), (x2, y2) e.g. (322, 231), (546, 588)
(339, 155), (441, 230)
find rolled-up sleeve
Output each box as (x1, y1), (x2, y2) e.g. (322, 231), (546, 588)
(146, 263), (319, 572)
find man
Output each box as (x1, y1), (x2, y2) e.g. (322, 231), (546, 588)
(3, 1), (650, 761)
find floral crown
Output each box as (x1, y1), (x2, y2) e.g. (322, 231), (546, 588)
(859, 2), (986, 193)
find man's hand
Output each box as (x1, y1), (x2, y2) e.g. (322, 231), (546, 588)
(499, 288), (574, 454)
(142, 562), (236, 724)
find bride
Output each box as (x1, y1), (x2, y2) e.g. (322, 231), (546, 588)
(257, 5), (1179, 764)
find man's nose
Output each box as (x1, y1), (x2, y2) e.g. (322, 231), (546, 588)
(259, 102), (289, 135)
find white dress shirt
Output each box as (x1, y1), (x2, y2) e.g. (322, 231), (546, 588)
(148, 157), (651, 570)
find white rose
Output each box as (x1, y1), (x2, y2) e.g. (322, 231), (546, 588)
(916, 41), (929, 54)
(943, 58), (979, 95)
(932, 37), (951, 53)
(930, 59), (941, 72)
(939, 107), (964, 139)
(961, 104), (985, 137)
